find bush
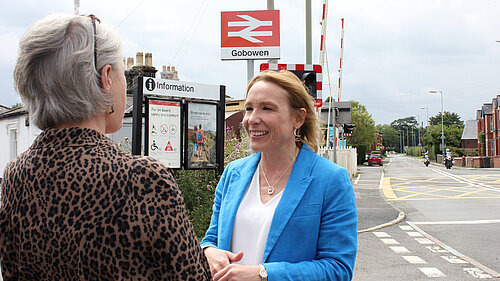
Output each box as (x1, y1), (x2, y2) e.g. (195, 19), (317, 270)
(352, 144), (369, 164)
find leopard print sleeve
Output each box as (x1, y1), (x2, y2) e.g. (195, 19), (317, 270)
(124, 157), (212, 280)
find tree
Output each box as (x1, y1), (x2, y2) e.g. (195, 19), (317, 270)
(429, 111), (463, 127)
(348, 101), (376, 145)
(390, 116), (418, 132)
(376, 124), (399, 151)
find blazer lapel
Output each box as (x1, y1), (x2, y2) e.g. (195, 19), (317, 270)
(262, 146), (315, 262)
(218, 153), (261, 250)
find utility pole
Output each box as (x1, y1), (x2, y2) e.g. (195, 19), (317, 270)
(305, 0), (312, 64)
(74, 0), (80, 15)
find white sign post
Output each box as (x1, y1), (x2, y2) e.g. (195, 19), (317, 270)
(147, 100), (182, 168)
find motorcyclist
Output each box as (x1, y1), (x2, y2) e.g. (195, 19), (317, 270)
(445, 148), (453, 169)
(424, 151), (430, 166)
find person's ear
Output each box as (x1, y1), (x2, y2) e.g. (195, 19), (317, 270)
(99, 64), (113, 93)
(295, 108), (307, 128)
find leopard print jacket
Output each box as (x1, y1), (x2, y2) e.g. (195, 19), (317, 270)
(0, 127), (211, 280)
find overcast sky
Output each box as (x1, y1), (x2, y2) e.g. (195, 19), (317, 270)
(1, 0), (499, 125)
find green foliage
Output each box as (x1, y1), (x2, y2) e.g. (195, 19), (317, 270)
(429, 111), (463, 127)
(406, 146), (420, 157)
(376, 124), (399, 152)
(352, 144), (369, 164)
(390, 116), (418, 132)
(11, 102), (22, 109)
(174, 169), (219, 240)
(348, 101), (376, 146)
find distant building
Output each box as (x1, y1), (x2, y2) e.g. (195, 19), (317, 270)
(461, 120), (478, 154)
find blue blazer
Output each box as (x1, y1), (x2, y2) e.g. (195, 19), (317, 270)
(201, 145), (357, 280)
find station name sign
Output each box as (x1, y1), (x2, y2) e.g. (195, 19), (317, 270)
(221, 10), (280, 60)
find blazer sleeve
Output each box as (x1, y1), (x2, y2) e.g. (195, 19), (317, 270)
(200, 161), (232, 249)
(264, 167), (357, 281)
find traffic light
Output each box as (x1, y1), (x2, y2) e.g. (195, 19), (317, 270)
(289, 70), (317, 99)
(343, 124), (355, 136)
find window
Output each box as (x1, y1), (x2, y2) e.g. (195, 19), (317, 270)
(9, 129), (18, 161)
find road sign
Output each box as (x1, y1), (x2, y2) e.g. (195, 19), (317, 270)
(260, 63), (323, 108)
(221, 10), (280, 60)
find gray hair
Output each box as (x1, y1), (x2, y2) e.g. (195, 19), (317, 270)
(14, 13), (123, 129)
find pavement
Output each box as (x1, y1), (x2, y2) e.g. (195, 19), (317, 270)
(354, 164), (405, 234)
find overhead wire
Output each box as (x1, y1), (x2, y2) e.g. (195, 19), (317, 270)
(117, 0), (149, 27)
(174, 0), (212, 67)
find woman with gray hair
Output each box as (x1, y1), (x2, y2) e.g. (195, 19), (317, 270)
(0, 13), (211, 280)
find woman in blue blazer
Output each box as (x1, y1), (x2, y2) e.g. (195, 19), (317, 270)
(201, 70), (357, 281)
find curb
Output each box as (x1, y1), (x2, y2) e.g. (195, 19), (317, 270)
(357, 211), (406, 233)
(357, 169), (407, 234)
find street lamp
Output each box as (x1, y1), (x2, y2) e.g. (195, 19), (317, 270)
(420, 107), (428, 127)
(429, 90), (445, 155)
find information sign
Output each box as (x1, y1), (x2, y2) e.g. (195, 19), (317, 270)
(147, 99), (182, 168)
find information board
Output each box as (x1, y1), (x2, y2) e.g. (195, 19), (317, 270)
(146, 99), (182, 168)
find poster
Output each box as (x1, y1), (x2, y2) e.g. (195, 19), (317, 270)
(186, 102), (217, 168)
(147, 99), (182, 168)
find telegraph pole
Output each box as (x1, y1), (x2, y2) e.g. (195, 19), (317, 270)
(305, 0), (312, 64)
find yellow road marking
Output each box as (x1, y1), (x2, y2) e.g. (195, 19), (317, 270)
(382, 177), (397, 199)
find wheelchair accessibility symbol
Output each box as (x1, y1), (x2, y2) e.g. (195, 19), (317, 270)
(151, 140), (159, 151)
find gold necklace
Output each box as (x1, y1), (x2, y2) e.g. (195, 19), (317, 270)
(260, 156), (296, 195)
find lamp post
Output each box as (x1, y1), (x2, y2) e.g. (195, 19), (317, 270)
(420, 107), (428, 127)
(429, 90), (445, 154)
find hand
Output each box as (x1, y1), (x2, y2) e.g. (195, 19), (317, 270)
(204, 247), (244, 276)
(213, 264), (260, 281)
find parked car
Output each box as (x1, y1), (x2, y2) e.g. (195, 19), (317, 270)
(368, 154), (383, 166)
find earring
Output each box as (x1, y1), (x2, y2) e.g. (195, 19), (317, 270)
(294, 127), (301, 142)
(107, 106), (114, 114)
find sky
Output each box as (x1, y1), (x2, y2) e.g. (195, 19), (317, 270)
(1, 0), (499, 125)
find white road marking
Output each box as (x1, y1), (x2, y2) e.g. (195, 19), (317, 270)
(399, 225), (413, 231)
(426, 246), (449, 253)
(415, 237), (435, 245)
(408, 221), (500, 278)
(407, 231), (424, 237)
(432, 169), (500, 193)
(390, 246), (411, 253)
(419, 267), (446, 277)
(403, 256), (427, 264)
(412, 219), (500, 225)
(373, 231), (391, 238)
(381, 238), (399, 245)
(441, 255), (468, 264)
(463, 268), (493, 279)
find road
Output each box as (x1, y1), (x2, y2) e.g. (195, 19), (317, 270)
(354, 154), (500, 280)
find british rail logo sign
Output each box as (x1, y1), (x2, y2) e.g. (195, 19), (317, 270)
(221, 10), (280, 60)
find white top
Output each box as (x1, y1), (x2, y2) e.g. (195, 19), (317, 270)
(230, 167), (284, 265)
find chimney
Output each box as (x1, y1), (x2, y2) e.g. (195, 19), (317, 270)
(145, 53), (153, 67)
(127, 57), (134, 70)
(136, 52), (144, 66)
(172, 66), (179, 80)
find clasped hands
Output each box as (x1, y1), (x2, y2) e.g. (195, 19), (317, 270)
(204, 247), (261, 281)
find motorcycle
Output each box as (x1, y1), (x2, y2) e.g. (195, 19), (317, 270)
(424, 158), (430, 167)
(445, 158), (453, 169)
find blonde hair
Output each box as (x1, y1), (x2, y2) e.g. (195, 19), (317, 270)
(247, 70), (322, 152)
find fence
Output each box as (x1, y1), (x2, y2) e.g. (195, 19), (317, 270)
(318, 146), (357, 178)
